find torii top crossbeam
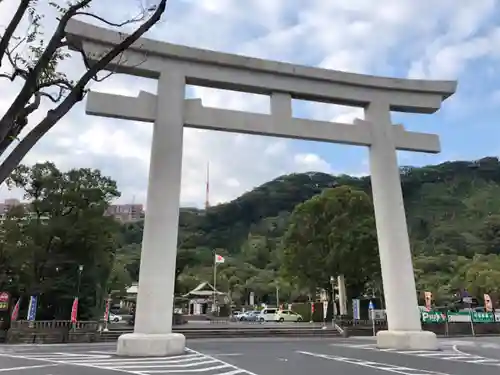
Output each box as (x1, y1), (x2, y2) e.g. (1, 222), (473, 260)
(65, 20), (456, 114)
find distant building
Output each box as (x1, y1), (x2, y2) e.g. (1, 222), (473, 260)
(183, 282), (227, 315)
(0, 198), (24, 213)
(105, 204), (144, 223)
(0, 199), (40, 223)
(0, 198), (145, 224)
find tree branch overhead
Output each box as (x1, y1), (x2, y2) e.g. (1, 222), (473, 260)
(0, 0), (168, 183)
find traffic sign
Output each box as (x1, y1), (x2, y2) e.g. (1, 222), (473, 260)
(368, 300), (374, 310)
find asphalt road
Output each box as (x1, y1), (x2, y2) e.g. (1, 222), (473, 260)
(0, 336), (500, 375)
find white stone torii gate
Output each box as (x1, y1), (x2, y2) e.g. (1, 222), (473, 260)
(65, 20), (457, 356)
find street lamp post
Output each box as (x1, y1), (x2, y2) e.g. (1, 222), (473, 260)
(77, 265), (84, 297)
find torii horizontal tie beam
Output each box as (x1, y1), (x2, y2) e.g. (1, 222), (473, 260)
(86, 91), (440, 153)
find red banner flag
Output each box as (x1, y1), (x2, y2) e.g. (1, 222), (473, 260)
(104, 298), (111, 321)
(71, 297), (79, 323)
(10, 298), (20, 321)
(424, 291), (433, 311)
(484, 294), (493, 312)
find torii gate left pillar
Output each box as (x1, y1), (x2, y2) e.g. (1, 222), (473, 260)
(65, 19), (457, 356)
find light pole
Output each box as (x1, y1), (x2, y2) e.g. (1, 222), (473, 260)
(76, 265), (84, 298)
(330, 276), (335, 326)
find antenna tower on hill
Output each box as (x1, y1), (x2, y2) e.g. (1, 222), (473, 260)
(205, 162), (210, 210)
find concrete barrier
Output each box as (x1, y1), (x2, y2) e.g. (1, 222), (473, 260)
(98, 326), (340, 341)
(5, 320), (340, 343)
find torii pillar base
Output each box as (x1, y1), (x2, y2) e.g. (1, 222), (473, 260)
(376, 330), (438, 351)
(117, 333), (186, 357)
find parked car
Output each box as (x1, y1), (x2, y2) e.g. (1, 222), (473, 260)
(276, 310), (303, 322)
(109, 313), (122, 323)
(258, 308), (278, 322)
(240, 311), (261, 321)
(233, 311), (246, 320)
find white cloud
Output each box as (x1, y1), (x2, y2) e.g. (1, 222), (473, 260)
(293, 153), (332, 173)
(0, 0), (497, 207)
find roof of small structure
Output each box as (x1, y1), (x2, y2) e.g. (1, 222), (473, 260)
(183, 282), (226, 297)
(126, 283), (138, 294)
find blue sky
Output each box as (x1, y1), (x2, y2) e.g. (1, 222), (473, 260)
(1, 0), (500, 206)
(163, 0), (500, 175)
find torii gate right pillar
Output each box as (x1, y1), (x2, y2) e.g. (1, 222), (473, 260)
(366, 101), (436, 350)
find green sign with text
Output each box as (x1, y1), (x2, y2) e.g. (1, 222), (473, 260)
(421, 311), (497, 323)
(421, 311), (447, 323)
(471, 312), (495, 323)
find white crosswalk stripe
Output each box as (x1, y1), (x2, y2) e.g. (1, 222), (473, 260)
(0, 349), (258, 374)
(330, 343), (500, 366)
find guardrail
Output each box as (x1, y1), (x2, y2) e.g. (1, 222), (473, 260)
(10, 320), (99, 331)
(337, 317), (500, 337)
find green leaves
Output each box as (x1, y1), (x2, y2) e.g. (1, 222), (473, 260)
(0, 162), (122, 319)
(280, 186), (379, 295)
(121, 158), (500, 307)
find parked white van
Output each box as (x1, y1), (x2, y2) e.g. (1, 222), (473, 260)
(258, 308), (278, 322)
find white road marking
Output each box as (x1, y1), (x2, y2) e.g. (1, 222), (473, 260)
(467, 359), (500, 363)
(90, 350), (117, 354)
(0, 342), (113, 348)
(217, 371), (246, 375)
(67, 353), (202, 364)
(480, 343), (500, 349)
(442, 340), (500, 350)
(451, 344), (500, 364)
(0, 364), (57, 372)
(114, 360), (218, 369)
(147, 364), (232, 373)
(185, 348), (259, 375)
(328, 342), (500, 366)
(442, 340), (475, 347)
(0, 348), (259, 375)
(342, 343), (374, 348)
(417, 353), (462, 357)
(298, 350), (450, 375)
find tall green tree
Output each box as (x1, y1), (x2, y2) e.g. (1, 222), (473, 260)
(280, 186), (379, 298)
(0, 162), (122, 319)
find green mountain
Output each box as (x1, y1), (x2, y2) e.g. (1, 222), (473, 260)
(120, 156), (500, 304)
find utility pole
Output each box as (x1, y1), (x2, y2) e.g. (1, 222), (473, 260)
(276, 285), (279, 308)
(330, 276), (336, 326)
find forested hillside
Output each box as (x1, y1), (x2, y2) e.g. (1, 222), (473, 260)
(119, 157), (500, 306)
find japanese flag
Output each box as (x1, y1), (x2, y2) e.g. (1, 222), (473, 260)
(215, 254), (225, 264)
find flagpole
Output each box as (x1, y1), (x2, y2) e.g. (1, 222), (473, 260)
(213, 253), (217, 315)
